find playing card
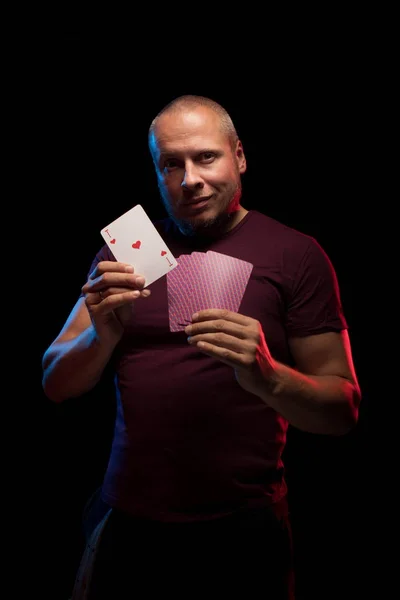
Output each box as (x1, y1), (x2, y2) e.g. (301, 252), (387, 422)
(186, 252), (214, 313)
(204, 251), (253, 311)
(167, 251), (253, 332)
(181, 252), (207, 321)
(166, 255), (194, 331)
(100, 204), (178, 287)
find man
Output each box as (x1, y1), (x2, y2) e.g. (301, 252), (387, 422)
(42, 95), (361, 599)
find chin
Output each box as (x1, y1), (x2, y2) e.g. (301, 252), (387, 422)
(180, 209), (233, 237)
(162, 191), (237, 236)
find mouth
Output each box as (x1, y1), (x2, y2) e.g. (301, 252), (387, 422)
(183, 195), (212, 207)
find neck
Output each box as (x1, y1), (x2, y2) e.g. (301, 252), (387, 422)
(226, 205), (248, 231)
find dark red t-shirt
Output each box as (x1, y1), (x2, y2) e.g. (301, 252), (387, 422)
(85, 210), (347, 522)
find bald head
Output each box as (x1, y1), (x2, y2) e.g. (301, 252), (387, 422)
(148, 95), (239, 156)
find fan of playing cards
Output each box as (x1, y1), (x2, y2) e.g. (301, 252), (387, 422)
(167, 250), (253, 332)
(100, 204), (253, 333)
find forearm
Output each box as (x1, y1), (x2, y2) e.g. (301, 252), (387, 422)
(42, 327), (118, 403)
(258, 361), (360, 435)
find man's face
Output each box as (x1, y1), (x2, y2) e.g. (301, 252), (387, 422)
(150, 106), (247, 236)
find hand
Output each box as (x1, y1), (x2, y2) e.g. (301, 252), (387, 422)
(81, 261), (151, 340)
(184, 309), (277, 397)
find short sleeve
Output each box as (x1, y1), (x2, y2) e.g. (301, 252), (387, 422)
(285, 238), (348, 337)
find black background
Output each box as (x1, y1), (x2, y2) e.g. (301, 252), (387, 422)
(25, 32), (374, 599)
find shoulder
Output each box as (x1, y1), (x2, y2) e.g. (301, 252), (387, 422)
(255, 212), (335, 273)
(246, 210), (313, 247)
(244, 210), (322, 271)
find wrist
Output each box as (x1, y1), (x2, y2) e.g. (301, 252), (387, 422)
(256, 358), (285, 398)
(93, 324), (122, 353)
(246, 356), (279, 399)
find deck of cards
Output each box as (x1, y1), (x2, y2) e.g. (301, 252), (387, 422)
(167, 251), (253, 332)
(100, 204), (254, 332)
(100, 204), (178, 287)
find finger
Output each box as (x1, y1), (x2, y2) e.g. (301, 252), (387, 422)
(189, 339), (243, 369)
(99, 287), (151, 300)
(188, 331), (249, 354)
(82, 273), (146, 295)
(185, 318), (247, 340)
(86, 287), (151, 306)
(192, 309), (251, 326)
(86, 289), (141, 309)
(89, 261), (135, 279)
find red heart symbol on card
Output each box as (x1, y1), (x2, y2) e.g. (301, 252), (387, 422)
(132, 240), (141, 249)
(161, 250), (167, 256)
(110, 239), (116, 244)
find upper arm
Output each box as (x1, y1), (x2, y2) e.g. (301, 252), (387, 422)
(289, 330), (361, 396)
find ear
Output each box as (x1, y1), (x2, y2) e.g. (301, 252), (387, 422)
(235, 140), (247, 174)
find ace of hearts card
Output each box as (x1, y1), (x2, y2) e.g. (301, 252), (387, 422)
(100, 204), (178, 287)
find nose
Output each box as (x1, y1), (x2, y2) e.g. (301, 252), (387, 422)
(181, 163), (204, 191)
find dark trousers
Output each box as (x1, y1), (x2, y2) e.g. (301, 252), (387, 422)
(87, 502), (295, 599)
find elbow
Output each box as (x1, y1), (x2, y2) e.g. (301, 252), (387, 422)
(42, 362), (72, 404)
(42, 374), (67, 404)
(337, 410), (358, 436)
(349, 381), (362, 428)
(335, 382), (362, 436)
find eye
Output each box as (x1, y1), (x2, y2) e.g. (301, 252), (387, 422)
(163, 158), (179, 171)
(199, 152), (215, 162)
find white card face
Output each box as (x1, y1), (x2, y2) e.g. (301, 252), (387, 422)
(100, 204), (178, 287)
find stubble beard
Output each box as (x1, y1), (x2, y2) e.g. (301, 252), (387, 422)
(160, 182), (241, 238)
